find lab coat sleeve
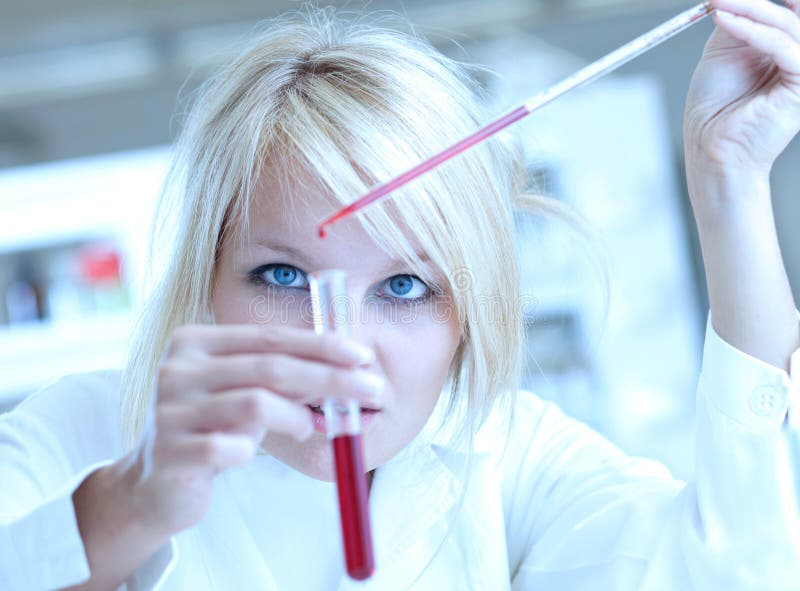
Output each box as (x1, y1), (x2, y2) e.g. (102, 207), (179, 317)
(0, 372), (177, 591)
(508, 309), (800, 591)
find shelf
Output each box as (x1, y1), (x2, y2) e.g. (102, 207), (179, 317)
(0, 312), (133, 408)
(0, 146), (170, 411)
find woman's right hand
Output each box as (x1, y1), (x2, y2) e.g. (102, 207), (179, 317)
(116, 323), (384, 539)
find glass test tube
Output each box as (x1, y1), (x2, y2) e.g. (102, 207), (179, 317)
(309, 269), (375, 581)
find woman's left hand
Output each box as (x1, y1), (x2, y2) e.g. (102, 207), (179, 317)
(684, 0), (800, 180)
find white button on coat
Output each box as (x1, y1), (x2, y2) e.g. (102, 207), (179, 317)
(749, 381), (787, 417)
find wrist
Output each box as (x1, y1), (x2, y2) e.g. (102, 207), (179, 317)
(109, 453), (176, 542)
(71, 463), (171, 590)
(684, 160), (773, 231)
(683, 127), (774, 185)
(76, 462), (168, 547)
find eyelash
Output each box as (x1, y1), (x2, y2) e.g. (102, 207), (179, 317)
(247, 263), (436, 306)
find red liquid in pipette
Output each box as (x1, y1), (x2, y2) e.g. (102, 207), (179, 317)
(317, 2), (714, 238)
(333, 433), (374, 580)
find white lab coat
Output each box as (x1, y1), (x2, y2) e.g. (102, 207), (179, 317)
(1, 310), (799, 591)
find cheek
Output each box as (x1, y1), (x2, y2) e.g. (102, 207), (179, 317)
(381, 314), (460, 392)
(211, 276), (259, 324)
(244, 291), (314, 328)
(212, 271), (313, 327)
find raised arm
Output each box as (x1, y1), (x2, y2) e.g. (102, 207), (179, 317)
(683, 0), (800, 371)
(510, 4), (800, 588)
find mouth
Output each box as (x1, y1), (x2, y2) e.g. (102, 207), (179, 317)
(306, 402), (381, 414)
(306, 402), (381, 434)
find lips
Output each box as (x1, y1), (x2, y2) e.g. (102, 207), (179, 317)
(308, 404), (380, 434)
(307, 403), (380, 414)
(307, 400), (382, 412)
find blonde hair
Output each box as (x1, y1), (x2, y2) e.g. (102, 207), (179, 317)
(121, 1), (606, 501)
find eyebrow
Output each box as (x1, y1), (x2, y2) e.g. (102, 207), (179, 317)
(249, 238), (432, 275)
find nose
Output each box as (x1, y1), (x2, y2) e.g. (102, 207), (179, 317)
(308, 272), (377, 362)
(342, 289), (379, 367)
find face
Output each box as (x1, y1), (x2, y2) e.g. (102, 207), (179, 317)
(211, 171), (461, 481)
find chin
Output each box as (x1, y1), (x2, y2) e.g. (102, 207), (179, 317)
(263, 430), (387, 482)
(263, 432), (338, 481)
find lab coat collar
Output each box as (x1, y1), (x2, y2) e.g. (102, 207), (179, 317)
(422, 379), (510, 456)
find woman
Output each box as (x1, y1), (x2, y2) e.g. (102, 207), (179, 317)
(2, 0), (799, 589)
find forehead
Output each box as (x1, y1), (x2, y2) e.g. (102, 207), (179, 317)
(237, 166), (427, 266)
(246, 170), (372, 247)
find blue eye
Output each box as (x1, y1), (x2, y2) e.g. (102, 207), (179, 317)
(249, 265), (434, 305)
(378, 274), (431, 304)
(274, 265), (297, 286)
(249, 264), (309, 290)
(390, 276), (413, 295)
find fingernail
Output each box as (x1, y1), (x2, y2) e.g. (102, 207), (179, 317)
(356, 371), (385, 395)
(345, 343), (375, 365)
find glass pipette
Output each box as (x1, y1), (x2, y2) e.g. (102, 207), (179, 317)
(317, 1), (714, 237)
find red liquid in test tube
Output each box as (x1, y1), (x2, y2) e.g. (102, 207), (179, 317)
(309, 270), (375, 581)
(333, 433), (374, 579)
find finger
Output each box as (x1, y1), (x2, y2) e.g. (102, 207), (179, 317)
(714, 10), (800, 79)
(167, 323), (374, 366)
(167, 433), (258, 474)
(185, 354), (387, 406)
(711, 0), (800, 43)
(159, 387), (314, 441)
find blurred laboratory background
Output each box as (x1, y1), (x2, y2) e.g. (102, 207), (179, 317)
(1, 0), (798, 480)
